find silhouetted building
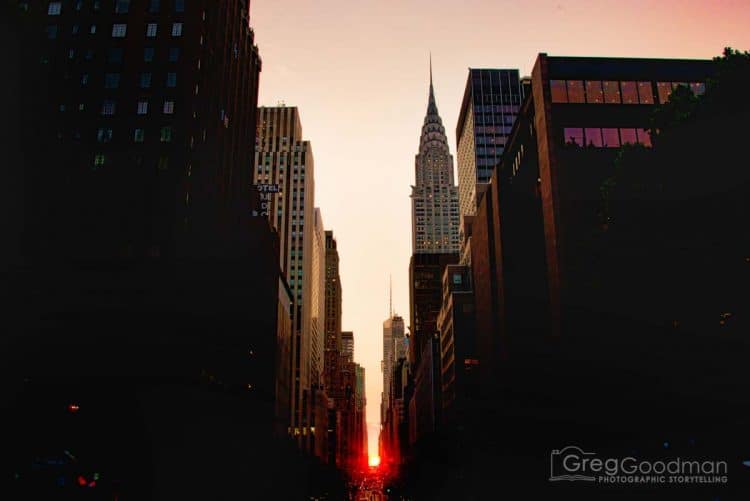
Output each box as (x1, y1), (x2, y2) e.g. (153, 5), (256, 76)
(341, 331), (354, 363)
(381, 314), (404, 423)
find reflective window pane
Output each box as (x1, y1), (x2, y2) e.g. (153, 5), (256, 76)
(603, 81), (621, 104)
(563, 127), (584, 146)
(602, 128), (620, 148)
(620, 128), (637, 145)
(637, 128), (652, 147)
(671, 82), (688, 90)
(567, 80), (585, 103)
(621, 81), (638, 104)
(585, 81), (604, 104)
(657, 82), (672, 103)
(584, 128), (603, 147)
(550, 80), (567, 103)
(637, 82), (654, 104)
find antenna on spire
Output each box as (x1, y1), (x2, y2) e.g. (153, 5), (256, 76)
(389, 275), (393, 318)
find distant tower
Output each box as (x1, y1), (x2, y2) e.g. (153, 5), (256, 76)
(411, 57), (460, 253)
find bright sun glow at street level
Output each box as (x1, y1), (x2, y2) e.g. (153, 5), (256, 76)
(368, 455), (381, 468)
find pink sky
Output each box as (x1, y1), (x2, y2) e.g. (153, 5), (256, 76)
(251, 0), (750, 457)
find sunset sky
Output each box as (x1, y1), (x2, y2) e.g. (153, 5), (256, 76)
(251, 0), (750, 456)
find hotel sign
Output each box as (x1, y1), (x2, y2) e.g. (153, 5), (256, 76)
(253, 183), (280, 217)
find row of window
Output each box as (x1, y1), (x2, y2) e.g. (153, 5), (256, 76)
(551, 80), (705, 105)
(47, 22), (182, 39)
(92, 153), (171, 170)
(563, 127), (652, 148)
(49, 0), (184, 16)
(96, 99), (175, 116)
(95, 126), (173, 143)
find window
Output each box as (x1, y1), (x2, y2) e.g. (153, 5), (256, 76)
(603, 81), (621, 104)
(566, 81), (585, 103)
(166, 72), (177, 87)
(149, 0), (160, 13)
(637, 82), (654, 104)
(134, 128), (145, 143)
(75, 0), (82, 10)
(101, 100), (116, 116)
(672, 82), (688, 91)
(163, 101), (174, 114)
(108, 48), (123, 63)
(90, 24), (97, 34)
(168, 47), (180, 62)
(112, 24), (127, 38)
(620, 128), (637, 145)
(601, 128), (620, 148)
(85, 49), (94, 60)
(81, 73), (89, 86)
(563, 127), (584, 146)
(97, 128), (113, 143)
(585, 81), (603, 104)
(657, 82), (672, 103)
(94, 154), (105, 167)
(114, 0), (129, 14)
(146, 23), (157, 38)
(93, 0), (100, 11)
(637, 128), (652, 147)
(174, 0), (184, 12)
(139, 72), (152, 88)
(171, 23), (183, 37)
(144, 47), (155, 62)
(550, 80), (567, 103)
(584, 128), (603, 147)
(690, 82), (706, 96)
(620, 81), (638, 104)
(48, 2), (62, 15)
(160, 127), (172, 143)
(47, 25), (58, 39)
(137, 100), (149, 115)
(157, 156), (169, 170)
(104, 73), (120, 89)
(72, 24), (80, 35)
(68, 49), (75, 60)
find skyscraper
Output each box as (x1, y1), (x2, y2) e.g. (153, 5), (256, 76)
(254, 106), (316, 438)
(324, 231), (343, 396)
(381, 314), (405, 423)
(456, 69), (523, 223)
(341, 331), (354, 364)
(310, 208), (326, 388)
(411, 58), (460, 254)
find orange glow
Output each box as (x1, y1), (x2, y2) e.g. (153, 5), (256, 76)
(368, 455), (381, 468)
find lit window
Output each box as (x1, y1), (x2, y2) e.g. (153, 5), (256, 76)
(144, 47), (155, 62)
(137, 100), (149, 115)
(671, 82), (688, 91)
(689, 82), (706, 96)
(158, 156), (169, 170)
(636, 128), (652, 147)
(112, 24), (127, 38)
(146, 23), (158, 38)
(75, 0), (82, 10)
(139, 72), (152, 88)
(585, 81), (603, 104)
(620, 81), (638, 104)
(566, 81), (585, 103)
(81, 73), (89, 86)
(168, 47), (180, 62)
(94, 154), (105, 167)
(134, 128), (145, 143)
(601, 128), (620, 148)
(149, 0), (160, 13)
(163, 101), (175, 114)
(68, 49), (75, 60)
(171, 23), (183, 37)
(101, 100), (116, 116)
(48, 2), (62, 15)
(114, 0), (129, 14)
(549, 80), (568, 103)
(620, 128), (637, 145)
(584, 128), (603, 147)
(603, 81), (621, 104)
(637, 82), (654, 104)
(166, 72), (177, 87)
(563, 127), (584, 147)
(89, 25), (97, 34)
(656, 82), (672, 104)
(97, 128), (113, 143)
(104, 73), (120, 89)
(174, 0), (184, 12)
(160, 127), (172, 143)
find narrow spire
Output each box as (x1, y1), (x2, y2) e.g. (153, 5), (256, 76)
(427, 53), (438, 115)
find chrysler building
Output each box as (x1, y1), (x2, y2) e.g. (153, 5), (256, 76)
(411, 59), (460, 253)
